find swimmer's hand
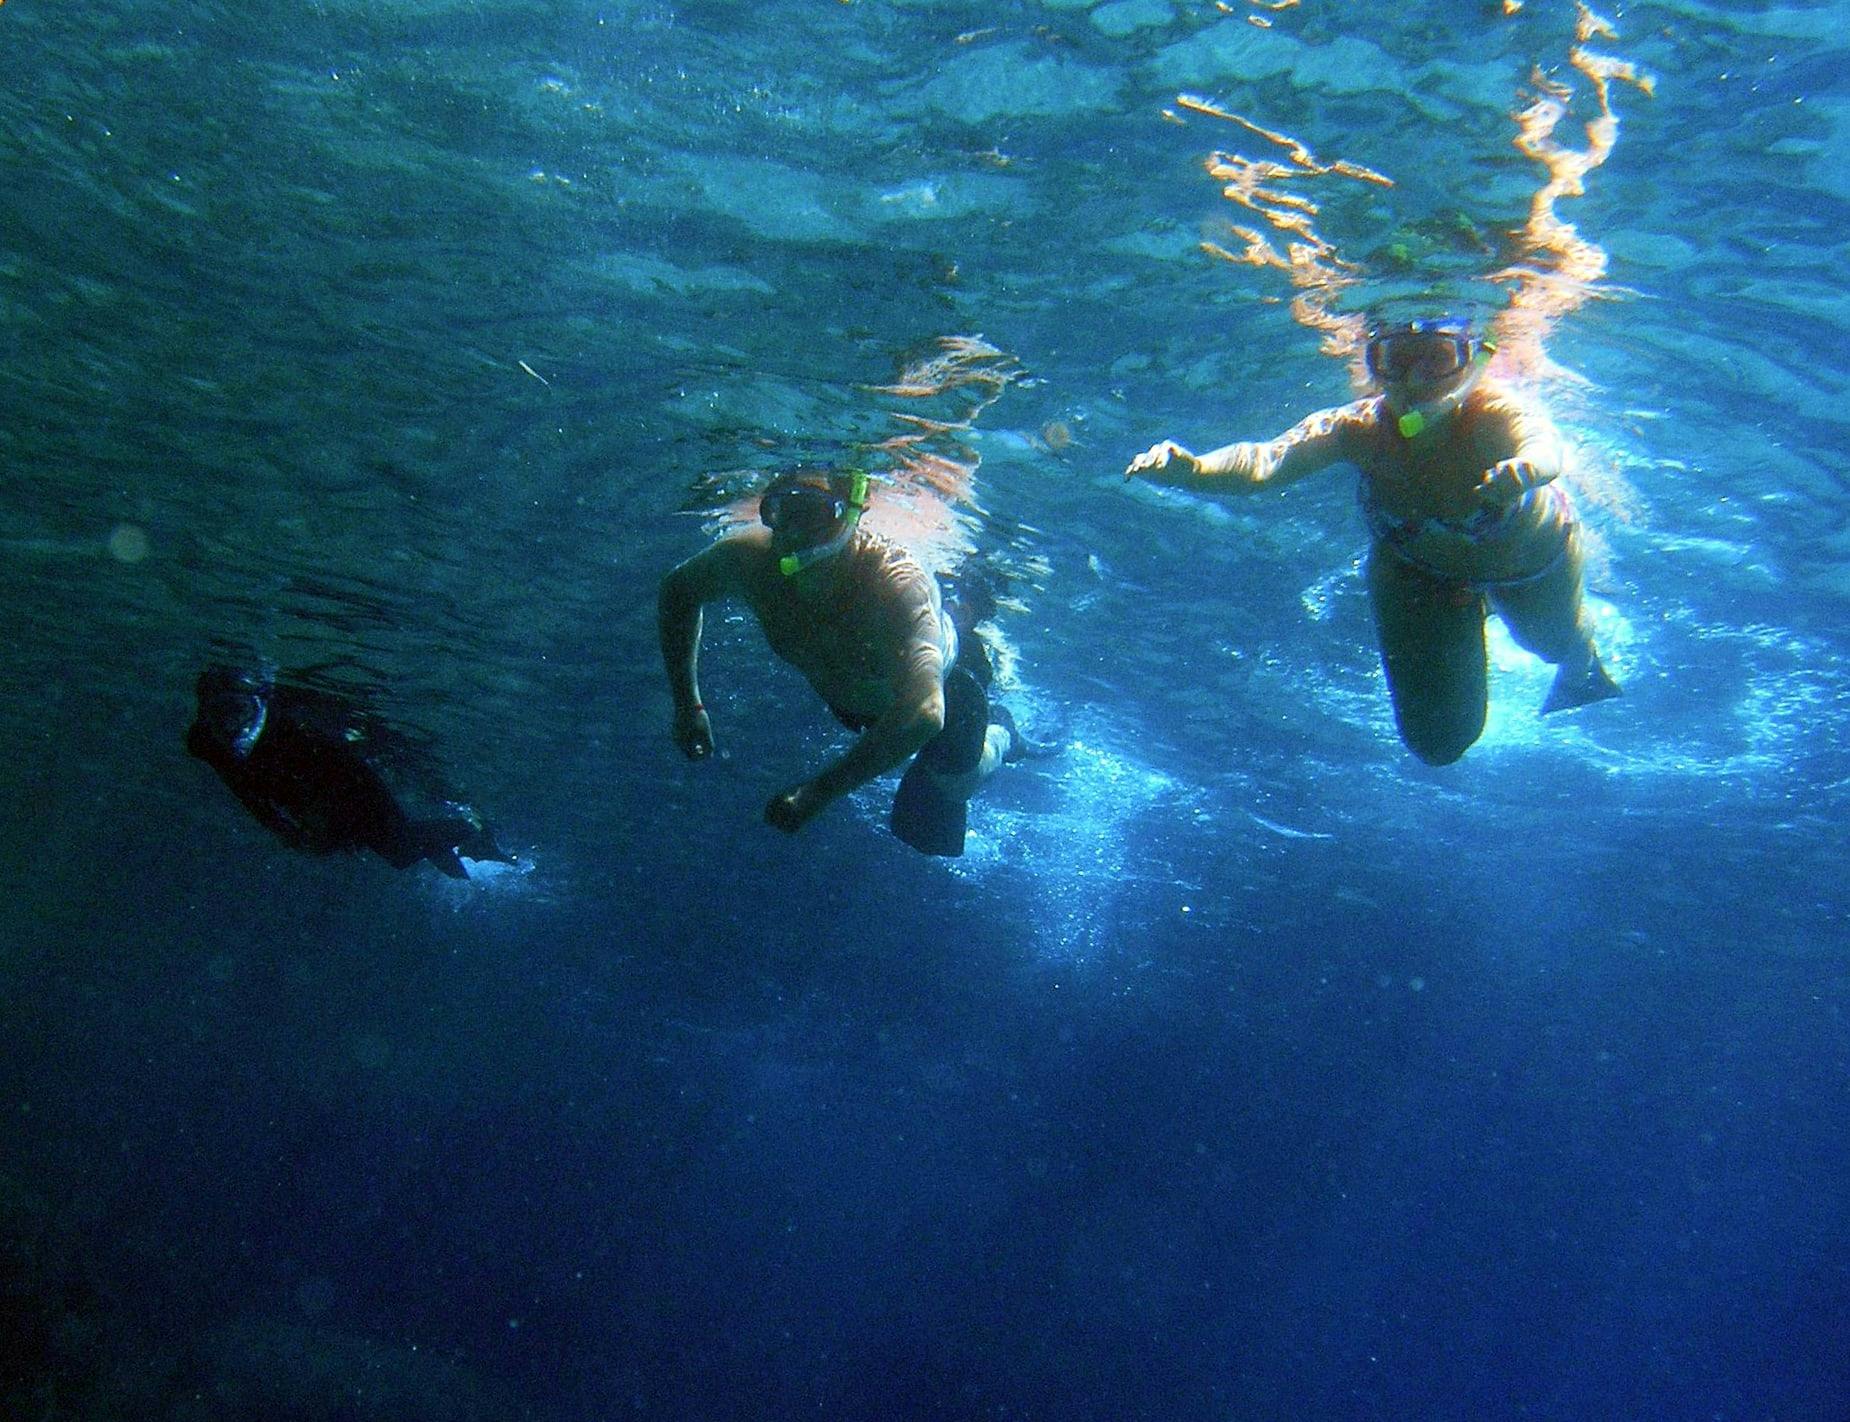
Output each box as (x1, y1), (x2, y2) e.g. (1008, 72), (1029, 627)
(673, 702), (714, 760)
(765, 781), (826, 834)
(1474, 458), (1543, 514)
(1125, 440), (1200, 480)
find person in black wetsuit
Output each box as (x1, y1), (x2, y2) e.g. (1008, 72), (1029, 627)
(657, 468), (1047, 856)
(186, 665), (515, 878)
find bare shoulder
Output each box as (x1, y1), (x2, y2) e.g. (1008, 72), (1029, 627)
(1332, 395), (1383, 424)
(1470, 380), (1544, 429)
(850, 533), (937, 607)
(1281, 397), (1382, 471)
(1272, 396), (1381, 451)
(666, 526), (775, 600)
(1317, 396), (1383, 436)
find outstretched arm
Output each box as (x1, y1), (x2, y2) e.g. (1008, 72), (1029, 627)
(658, 539), (750, 760)
(1125, 402), (1364, 494)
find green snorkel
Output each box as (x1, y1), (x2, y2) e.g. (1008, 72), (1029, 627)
(1395, 339), (1497, 440)
(778, 469), (870, 577)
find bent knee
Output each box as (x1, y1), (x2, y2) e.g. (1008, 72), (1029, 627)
(1405, 732), (1475, 766)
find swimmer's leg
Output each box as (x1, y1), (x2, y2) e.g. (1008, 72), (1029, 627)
(1491, 530), (1620, 715)
(414, 835), (471, 879)
(1366, 545), (1488, 766)
(939, 571), (997, 688)
(891, 667), (992, 856)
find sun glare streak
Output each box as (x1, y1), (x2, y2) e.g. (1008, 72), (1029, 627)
(1175, 94), (1382, 362)
(1173, 6), (1652, 392)
(1171, 5), (1653, 530)
(1490, 3), (1656, 387)
(961, 732), (1194, 962)
(856, 336), (1021, 573)
(1478, 3), (1656, 531)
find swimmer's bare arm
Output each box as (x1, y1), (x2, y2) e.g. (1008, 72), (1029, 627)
(1125, 404), (1364, 493)
(766, 589), (947, 833)
(1474, 397), (1566, 512)
(659, 535), (757, 760)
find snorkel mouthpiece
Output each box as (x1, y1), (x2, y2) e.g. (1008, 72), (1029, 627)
(778, 469), (869, 577)
(1392, 339), (1496, 441)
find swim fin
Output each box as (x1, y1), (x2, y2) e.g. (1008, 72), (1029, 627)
(425, 844), (471, 879)
(990, 705), (1060, 763)
(890, 758), (969, 857)
(414, 813), (512, 878)
(1542, 653), (1622, 715)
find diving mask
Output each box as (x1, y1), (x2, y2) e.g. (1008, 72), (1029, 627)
(760, 470), (870, 576)
(1364, 317), (1496, 439)
(1365, 318), (1477, 386)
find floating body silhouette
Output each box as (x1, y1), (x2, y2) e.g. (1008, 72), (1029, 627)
(186, 666), (514, 878)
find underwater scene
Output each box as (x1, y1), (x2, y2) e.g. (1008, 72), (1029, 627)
(3, 0), (1847, 1416)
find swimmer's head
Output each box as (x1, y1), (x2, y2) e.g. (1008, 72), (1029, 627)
(759, 467), (870, 575)
(1365, 314), (1496, 434)
(192, 665), (272, 759)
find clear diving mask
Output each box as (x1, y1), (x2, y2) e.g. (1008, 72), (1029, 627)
(760, 470), (870, 576)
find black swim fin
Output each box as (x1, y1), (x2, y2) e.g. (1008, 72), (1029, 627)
(890, 760), (968, 857)
(425, 844), (471, 879)
(1542, 653), (1622, 715)
(415, 815), (501, 878)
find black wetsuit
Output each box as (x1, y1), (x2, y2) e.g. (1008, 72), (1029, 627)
(186, 666), (513, 878)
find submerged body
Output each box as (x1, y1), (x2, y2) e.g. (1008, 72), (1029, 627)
(658, 471), (1034, 855)
(186, 666), (514, 878)
(742, 527), (958, 729)
(1128, 335), (1618, 764)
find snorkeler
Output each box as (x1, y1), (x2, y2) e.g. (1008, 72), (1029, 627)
(658, 468), (1045, 856)
(186, 665), (516, 878)
(1126, 311), (1619, 765)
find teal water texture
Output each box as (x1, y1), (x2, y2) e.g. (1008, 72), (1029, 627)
(2, 1), (1848, 1419)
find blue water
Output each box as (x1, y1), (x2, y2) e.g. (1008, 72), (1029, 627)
(4, 0), (1848, 1417)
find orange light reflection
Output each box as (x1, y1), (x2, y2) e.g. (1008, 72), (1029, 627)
(1490, 4), (1655, 384)
(718, 336), (1021, 576)
(1180, 95), (1382, 362)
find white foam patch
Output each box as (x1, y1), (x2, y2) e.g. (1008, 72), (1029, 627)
(864, 173), (1024, 225)
(1645, 622), (1844, 782)
(956, 723), (1193, 962)
(1092, 0), (1173, 39)
(1472, 605), (1842, 786)
(900, 41), (1123, 126)
(1632, 0), (1846, 40)
(660, 153), (857, 243)
(586, 252), (773, 297)
(424, 853), (541, 912)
